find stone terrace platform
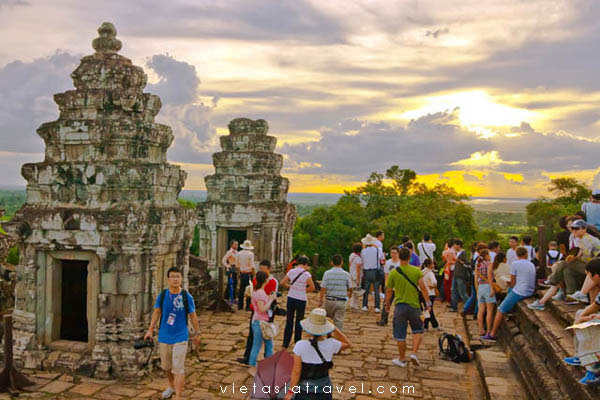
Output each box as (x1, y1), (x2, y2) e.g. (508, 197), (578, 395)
(0, 292), (518, 400)
(483, 289), (600, 399)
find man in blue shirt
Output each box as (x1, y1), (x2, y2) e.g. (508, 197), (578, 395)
(145, 267), (201, 400)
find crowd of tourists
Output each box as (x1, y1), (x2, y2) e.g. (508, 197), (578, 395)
(140, 191), (600, 399)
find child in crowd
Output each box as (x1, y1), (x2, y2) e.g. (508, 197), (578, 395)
(422, 259), (440, 331)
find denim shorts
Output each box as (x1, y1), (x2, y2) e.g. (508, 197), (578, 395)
(498, 290), (528, 314)
(392, 303), (423, 341)
(477, 283), (497, 305)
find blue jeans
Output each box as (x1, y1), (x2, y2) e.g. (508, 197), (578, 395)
(362, 269), (381, 309)
(451, 276), (468, 310)
(463, 288), (479, 314)
(498, 290), (528, 314)
(249, 320), (273, 366)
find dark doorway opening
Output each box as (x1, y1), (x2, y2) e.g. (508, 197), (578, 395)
(227, 229), (247, 248)
(60, 260), (88, 342)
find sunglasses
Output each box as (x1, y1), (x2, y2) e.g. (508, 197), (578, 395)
(571, 226), (583, 230)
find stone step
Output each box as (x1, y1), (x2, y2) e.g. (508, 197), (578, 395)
(501, 297), (598, 399)
(463, 316), (528, 400)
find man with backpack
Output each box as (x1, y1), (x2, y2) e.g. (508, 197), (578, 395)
(384, 247), (431, 367)
(144, 267), (201, 400)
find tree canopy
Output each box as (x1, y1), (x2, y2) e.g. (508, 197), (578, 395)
(293, 167), (479, 277)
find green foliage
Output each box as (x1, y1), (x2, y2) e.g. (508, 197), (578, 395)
(474, 211), (527, 235)
(6, 246), (19, 265)
(293, 166), (479, 267)
(178, 198), (197, 210)
(526, 177), (590, 241)
(0, 190), (26, 217)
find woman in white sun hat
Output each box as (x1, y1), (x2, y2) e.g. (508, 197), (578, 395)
(284, 308), (352, 400)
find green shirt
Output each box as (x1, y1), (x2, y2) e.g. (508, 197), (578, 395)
(386, 264), (423, 309)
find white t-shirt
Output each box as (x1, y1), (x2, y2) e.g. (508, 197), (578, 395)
(510, 259), (536, 297)
(384, 259), (400, 275)
(422, 269), (437, 296)
(293, 338), (342, 363)
(349, 253), (363, 284)
(287, 267), (311, 301)
(417, 242), (436, 264)
(506, 248), (518, 265)
(489, 251), (497, 263)
(361, 246), (380, 270)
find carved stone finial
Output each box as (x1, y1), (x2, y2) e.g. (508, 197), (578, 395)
(92, 22), (122, 54)
(228, 118), (269, 135)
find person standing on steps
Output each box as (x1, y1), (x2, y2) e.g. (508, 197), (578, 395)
(318, 254), (352, 330)
(236, 240), (256, 311)
(348, 243), (364, 309)
(417, 234), (436, 266)
(280, 256), (315, 349)
(144, 267), (201, 400)
(361, 234), (382, 313)
(222, 239), (238, 304)
(385, 247), (431, 368)
(237, 260), (278, 365)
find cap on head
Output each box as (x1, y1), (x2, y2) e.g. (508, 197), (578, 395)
(571, 219), (587, 229)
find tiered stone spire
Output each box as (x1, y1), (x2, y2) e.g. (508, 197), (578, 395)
(8, 23), (194, 378)
(205, 118), (290, 203)
(23, 22), (183, 208)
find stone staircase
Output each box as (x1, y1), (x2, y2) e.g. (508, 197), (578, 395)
(496, 294), (599, 399)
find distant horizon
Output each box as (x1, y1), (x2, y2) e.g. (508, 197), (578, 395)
(0, 185), (537, 201)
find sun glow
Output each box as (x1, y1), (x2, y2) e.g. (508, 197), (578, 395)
(399, 90), (536, 137)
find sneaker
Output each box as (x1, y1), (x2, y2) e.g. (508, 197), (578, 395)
(392, 358), (407, 367)
(362, 306), (368, 311)
(375, 307), (381, 313)
(552, 289), (566, 302)
(567, 291), (590, 304)
(447, 308), (458, 313)
(236, 357), (249, 365)
(379, 293), (386, 299)
(579, 370), (600, 385)
(563, 356), (581, 366)
(409, 354), (420, 366)
(162, 387), (175, 399)
(527, 300), (545, 310)
(434, 326), (443, 331)
(481, 334), (497, 342)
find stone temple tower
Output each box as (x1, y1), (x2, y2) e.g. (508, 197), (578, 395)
(6, 23), (194, 377)
(198, 118), (296, 273)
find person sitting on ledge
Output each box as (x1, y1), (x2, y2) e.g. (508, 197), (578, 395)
(563, 259), (600, 385)
(483, 247), (536, 342)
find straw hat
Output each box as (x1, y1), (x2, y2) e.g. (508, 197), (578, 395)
(240, 240), (254, 250)
(361, 234), (377, 246)
(300, 308), (335, 336)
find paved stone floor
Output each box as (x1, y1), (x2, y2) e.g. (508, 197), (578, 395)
(2, 293), (499, 399)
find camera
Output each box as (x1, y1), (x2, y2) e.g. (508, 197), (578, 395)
(133, 338), (154, 350)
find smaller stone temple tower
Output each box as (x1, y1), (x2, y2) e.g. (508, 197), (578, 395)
(6, 23), (194, 377)
(198, 118), (296, 273)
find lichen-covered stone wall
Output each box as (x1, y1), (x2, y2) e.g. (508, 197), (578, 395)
(5, 23), (194, 378)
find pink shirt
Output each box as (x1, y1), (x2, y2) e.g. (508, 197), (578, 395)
(251, 289), (271, 322)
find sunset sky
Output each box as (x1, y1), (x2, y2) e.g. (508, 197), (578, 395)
(1, 0), (600, 197)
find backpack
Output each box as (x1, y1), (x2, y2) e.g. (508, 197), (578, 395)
(158, 288), (191, 327)
(547, 250), (561, 266)
(438, 333), (472, 363)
